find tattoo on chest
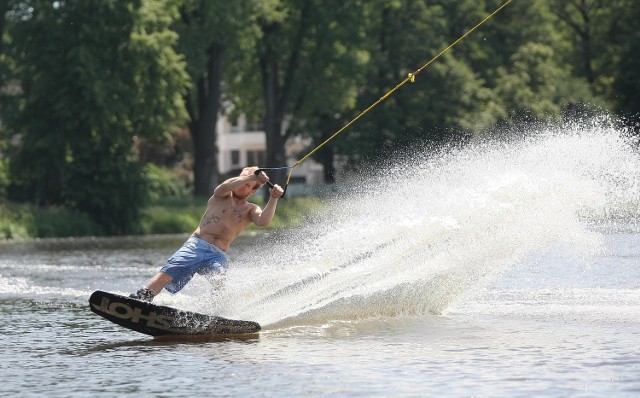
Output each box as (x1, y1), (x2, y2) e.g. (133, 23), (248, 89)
(233, 206), (248, 219)
(201, 215), (220, 226)
(201, 206), (248, 227)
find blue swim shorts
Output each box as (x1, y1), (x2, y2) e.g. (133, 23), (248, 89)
(160, 236), (229, 294)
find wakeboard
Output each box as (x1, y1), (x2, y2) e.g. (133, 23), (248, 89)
(89, 290), (260, 338)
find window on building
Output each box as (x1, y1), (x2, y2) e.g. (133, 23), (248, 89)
(229, 115), (241, 133)
(245, 115), (264, 132)
(245, 122), (264, 132)
(231, 150), (240, 166)
(247, 150), (265, 166)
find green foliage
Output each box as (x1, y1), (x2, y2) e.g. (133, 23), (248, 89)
(260, 196), (325, 230)
(26, 206), (102, 238)
(140, 194), (201, 234)
(611, 1), (640, 122)
(243, 0), (377, 175)
(1, 193), (325, 239)
(322, 0), (602, 166)
(0, 201), (100, 239)
(339, 0), (490, 161)
(146, 163), (191, 201)
(4, 0), (189, 234)
(1, 0), (639, 240)
(142, 207), (199, 234)
(140, 194), (324, 235)
(173, 0), (269, 196)
(495, 42), (592, 123)
(0, 201), (30, 239)
(0, 146), (8, 197)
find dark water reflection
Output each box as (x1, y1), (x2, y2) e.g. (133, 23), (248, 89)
(0, 233), (188, 253)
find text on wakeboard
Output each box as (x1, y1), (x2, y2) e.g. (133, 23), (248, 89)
(91, 296), (174, 330)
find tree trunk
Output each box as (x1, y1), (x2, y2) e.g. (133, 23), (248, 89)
(190, 43), (224, 197)
(259, 27), (287, 169)
(0, 2), (7, 57)
(257, 23), (288, 202)
(316, 115), (336, 184)
(258, 3), (311, 173)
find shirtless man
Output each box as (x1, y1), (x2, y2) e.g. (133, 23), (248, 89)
(130, 166), (284, 302)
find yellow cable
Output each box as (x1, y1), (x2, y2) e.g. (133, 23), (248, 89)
(285, 0), (513, 187)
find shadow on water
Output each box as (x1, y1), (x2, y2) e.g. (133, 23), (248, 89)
(80, 333), (260, 355)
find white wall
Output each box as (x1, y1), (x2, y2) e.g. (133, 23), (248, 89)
(216, 115), (324, 185)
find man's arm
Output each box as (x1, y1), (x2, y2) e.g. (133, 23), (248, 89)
(214, 171), (270, 197)
(212, 174), (258, 197)
(251, 185), (285, 227)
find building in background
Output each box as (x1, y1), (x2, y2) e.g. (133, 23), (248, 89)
(216, 115), (324, 188)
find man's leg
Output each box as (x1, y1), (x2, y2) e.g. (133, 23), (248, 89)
(145, 272), (173, 295)
(130, 272), (173, 302)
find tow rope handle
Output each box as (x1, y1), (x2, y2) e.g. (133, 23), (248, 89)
(255, 168), (288, 198)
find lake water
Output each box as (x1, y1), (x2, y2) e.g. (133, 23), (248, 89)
(1, 122), (640, 397)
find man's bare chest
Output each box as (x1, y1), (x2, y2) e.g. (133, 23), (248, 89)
(202, 202), (251, 227)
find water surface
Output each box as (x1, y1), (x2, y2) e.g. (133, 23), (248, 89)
(1, 123), (639, 397)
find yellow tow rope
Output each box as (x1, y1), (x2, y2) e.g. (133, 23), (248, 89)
(280, 0), (512, 192)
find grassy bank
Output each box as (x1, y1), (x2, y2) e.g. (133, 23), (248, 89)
(0, 196), (326, 240)
(140, 195), (325, 235)
(0, 202), (102, 239)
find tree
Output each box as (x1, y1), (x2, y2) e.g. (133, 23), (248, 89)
(335, 0), (495, 164)
(455, 0), (594, 127)
(175, 0), (268, 196)
(253, 0), (370, 180)
(255, 0), (308, 172)
(548, 0), (629, 99)
(6, 0), (188, 234)
(0, 1), (15, 195)
(0, 1), (9, 58)
(612, 1), (640, 125)
(271, 0), (371, 183)
(494, 42), (591, 123)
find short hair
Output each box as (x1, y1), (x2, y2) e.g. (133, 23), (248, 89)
(241, 166), (264, 190)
